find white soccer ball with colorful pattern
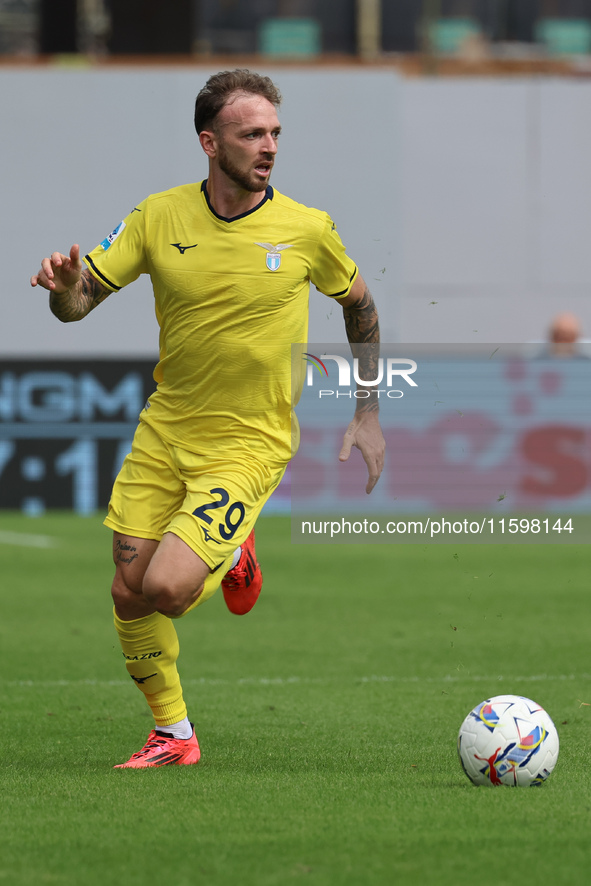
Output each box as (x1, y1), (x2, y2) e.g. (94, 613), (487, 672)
(457, 695), (559, 787)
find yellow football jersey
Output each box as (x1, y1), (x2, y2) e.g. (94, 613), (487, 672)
(84, 182), (357, 463)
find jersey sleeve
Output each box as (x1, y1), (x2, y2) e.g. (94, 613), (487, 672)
(83, 199), (149, 292)
(309, 214), (358, 299)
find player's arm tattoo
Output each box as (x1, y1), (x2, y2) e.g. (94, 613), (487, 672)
(49, 268), (111, 322)
(342, 283), (380, 414)
(343, 283), (379, 345)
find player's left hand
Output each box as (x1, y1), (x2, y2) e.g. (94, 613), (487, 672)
(338, 410), (385, 494)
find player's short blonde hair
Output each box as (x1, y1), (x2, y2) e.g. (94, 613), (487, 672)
(194, 69), (282, 134)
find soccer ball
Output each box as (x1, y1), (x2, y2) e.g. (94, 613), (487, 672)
(457, 694), (559, 787)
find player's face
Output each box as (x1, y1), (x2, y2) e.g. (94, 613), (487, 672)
(214, 93), (281, 193)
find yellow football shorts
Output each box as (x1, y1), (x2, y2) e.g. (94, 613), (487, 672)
(105, 419), (286, 583)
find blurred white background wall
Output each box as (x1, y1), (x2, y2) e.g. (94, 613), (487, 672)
(2, 65), (591, 355)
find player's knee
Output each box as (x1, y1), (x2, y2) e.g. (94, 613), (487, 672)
(111, 570), (142, 608)
(142, 572), (202, 618)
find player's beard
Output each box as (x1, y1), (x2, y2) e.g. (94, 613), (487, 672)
(217, 143), (272, 193)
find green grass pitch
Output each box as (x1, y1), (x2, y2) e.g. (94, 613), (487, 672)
(0, 511), (590, 885)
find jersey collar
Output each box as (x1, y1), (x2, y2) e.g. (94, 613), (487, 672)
(201, 180), (273, 223)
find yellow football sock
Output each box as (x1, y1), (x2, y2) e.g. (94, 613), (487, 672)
(113, 554), (234, 725)
(114, 609), (187, 727)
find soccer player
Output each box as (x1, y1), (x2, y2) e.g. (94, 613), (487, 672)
(30, 69), (385, 768)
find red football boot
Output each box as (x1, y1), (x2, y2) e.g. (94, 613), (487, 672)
(114, 726), (200, 769)
(221, 529), (262, 615)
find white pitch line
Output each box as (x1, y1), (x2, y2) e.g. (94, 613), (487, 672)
(0, 530), (59, 549)
(4, 673), (591, 688)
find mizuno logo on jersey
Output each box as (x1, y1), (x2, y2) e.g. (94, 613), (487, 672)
(171, 242), (198, 254)
(201, 526), (221, 544)
(255, 242), (293, 271)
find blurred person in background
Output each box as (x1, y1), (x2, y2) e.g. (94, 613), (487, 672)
(545, 312), (587, 359)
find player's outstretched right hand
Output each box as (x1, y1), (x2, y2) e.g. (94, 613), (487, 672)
(30, 244), (82, 293)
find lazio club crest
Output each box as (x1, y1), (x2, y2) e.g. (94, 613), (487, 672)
(255, 242), (293, 271)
